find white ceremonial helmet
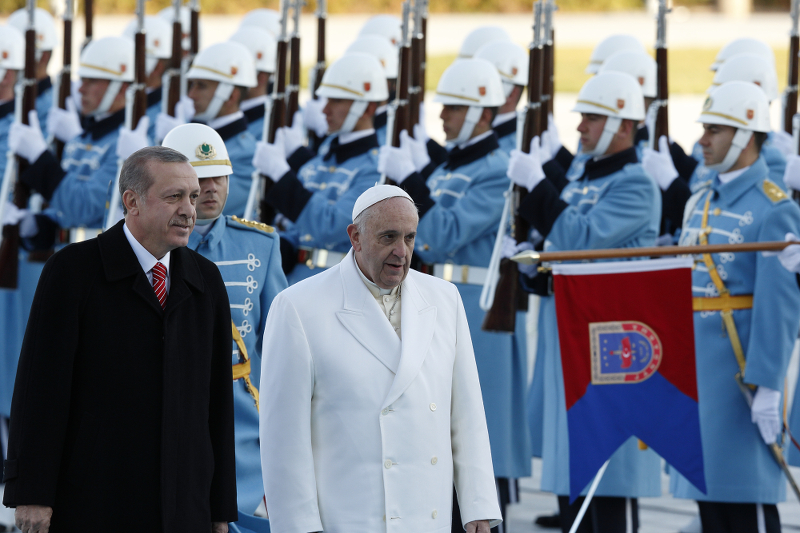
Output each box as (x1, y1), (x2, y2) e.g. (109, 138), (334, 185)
(157, 5), (192, 52)
(586, 34), (645, 74)
(710, 38), (774, 72)
(187, 41), (258, 122)
(572, 71), (645, 157)
(0, 25), (25, 81)
(598, 50), (657, 99)
(78, 36), (135, 116)
(698, 80), (770, 173)
(359, 15), (402, 46)
(240, 9), (282, 37)
(229, 26), (277, 74)
(458, 26), (511, 59)
(473, 40), (528, 97)
(710, 53), (778, 103)
(434, 58), (505, 144)
(123, 16), (173, 77)
(8, 8), (58, 59)
(316, 53), (389, 134)
(345, 35), (399, 80)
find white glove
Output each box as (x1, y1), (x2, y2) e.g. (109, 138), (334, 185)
(413, 114), (429, 144)
(155, 96), (194, 143)
(47, 97), (83, 143)
(280, 112), (305, 158)
(642, 136), (679, 191)
(501, 236), (537, 276)
(9, 111), (48, 163)
(253, 139), (290, 181)
(116, 116), (151, 160)
(2, 202), (26, 225)
(783, 154), (800, 191)
(770, 129), (794, 158)
(2, 203), (38, 238)
(378, 138), (416, 185)
(507, 137), (546, 192)
(540, 114), (562, 162)
(751, 385), (782, 445)
(404, 127), (430, 172)
(303, 97), (328, 138)
(765, 232), (800, 273)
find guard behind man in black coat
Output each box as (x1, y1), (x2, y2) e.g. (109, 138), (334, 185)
(2, 147), (238, 533)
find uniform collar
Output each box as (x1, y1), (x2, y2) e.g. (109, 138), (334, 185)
(0, 99), (13, 120)
(243, 102), (265, 124)
(492, 116), (516, 140)
(712, 156), (769, 206)
(322, 131), (379, 163)
(146, 87), (162, 109)
(209, 112), (248, 140)
(37, 77), (52, 94)
(374, 110), (387, 130)
(189, 215), (227, 249)
(580, 146), (638, 181)
(445, 131), (500, 170)
(81, 107), (126, 140)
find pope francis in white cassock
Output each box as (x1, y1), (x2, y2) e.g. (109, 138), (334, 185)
(259, 185), (501, 533)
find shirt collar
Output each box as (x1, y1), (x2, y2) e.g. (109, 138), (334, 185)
(124, 222), (171, 274)
(339, 128), (375, 145)
(208, 110), (245, 131)
(718, 165), (749, 184)
(353, 253), (398, 297)
(458, 129), (494, 150)
(241, 95), (268, 111)
(712, 156), (768, 205)
(492, 111), (516, 127)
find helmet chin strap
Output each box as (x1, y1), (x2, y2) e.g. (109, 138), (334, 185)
(582, 116), (622, 157)
(193, 82), (234, 123)
(454, 106), (484, 146)
(706, 128), (753, 173)
(338, 100), (369, 134)
(90, 80), (123, 117)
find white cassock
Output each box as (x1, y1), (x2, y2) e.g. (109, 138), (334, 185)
(259, 249), (501, 533)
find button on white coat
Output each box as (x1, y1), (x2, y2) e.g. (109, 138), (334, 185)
(431, 456), (438, 465)
(382, 408), (389, 415)
(432, 510), (438, 519)
(384, 459), (392, 469)
(429, 403), (436, 411)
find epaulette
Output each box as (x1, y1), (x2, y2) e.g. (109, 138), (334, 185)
(231, 215), (275, 233)
(762, 179), (789, 203)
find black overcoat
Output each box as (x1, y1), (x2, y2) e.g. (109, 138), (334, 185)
(2, 220), (238, 532)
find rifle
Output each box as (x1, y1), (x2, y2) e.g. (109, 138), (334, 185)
(104, 0), (147, 231)
(539, 0), (553, 134)
(419, 0), (428, 103)
(785, 0), (799, 136)
(286, 0), (302, 126)
(0, 0), (38, 289)
(652, 0), (669, 151)
(52, 0), (74, 161)
(481, 0), (543, 333)
(307, 0), (326, 147)
(408, 0), (424, 131)
(180, 0), (200, 99)
(83, 0), (93, 50)
(255, 0), (290, 223)
(162, 0), (183, 118)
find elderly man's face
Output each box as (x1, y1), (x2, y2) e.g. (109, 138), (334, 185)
(128, 161), (199, 258)
(348, 197), (418, 290)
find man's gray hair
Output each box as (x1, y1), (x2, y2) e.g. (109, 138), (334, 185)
(119, 146), (190, 215)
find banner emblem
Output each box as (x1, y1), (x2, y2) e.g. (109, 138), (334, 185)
(590, 321), (662, 384)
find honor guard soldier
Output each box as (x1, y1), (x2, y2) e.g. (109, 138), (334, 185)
(8, 8), (57, 134)
(379, 58), (531, 527)
(122, 16), (173, 141)
(6, 36), (144, 249)
(252, 53), (386, 285)
(474, 40), (530, 155)
(174, 41), (259, 218)
(344, 35), (398, 146)
(229, 27), (277, 141)
(162, 123), (287, 533)
(670, 81), (800, 533)
(509, 71), (662, 532)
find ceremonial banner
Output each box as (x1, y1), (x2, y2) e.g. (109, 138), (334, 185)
(553, 257), (706, 501)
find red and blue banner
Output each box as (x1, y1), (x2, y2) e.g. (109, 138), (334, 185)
(553, 258), (706, 501)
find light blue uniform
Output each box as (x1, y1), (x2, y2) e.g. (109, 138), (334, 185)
(243, 101), (265, 141)
(689, 133), (787, 193)
(672, 156), (800, 503)
(188, 215), (287, 519)
(413, 133), (532, 479)
(267, 133), (381, 286)
(211, 115), (257, 219)
(375, 110), (387, 147)
(526, 147), (663, 498)
(494, 117), (517, 155)
(35, 77), (52, 136)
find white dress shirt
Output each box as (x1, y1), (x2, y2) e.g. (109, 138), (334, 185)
(123, 223), (171, 293)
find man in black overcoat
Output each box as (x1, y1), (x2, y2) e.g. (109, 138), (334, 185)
(2, 147), (238, 533)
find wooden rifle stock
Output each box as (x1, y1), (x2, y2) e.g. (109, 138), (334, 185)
(654, 47), (669, 146)
(190, 3), (200, 58)
(0, 19), (38, 289)
(786, 35), (798, 135)
(408, 0), (424, 131)
(286, 1), (301, 126)
(307, 0), (326, 148)
(419, 4), (427, 102)
(392, 44), (411, 148)
(165, 12), (183, 117)
(83, 0), (93, 49)
(54, 11), (72, 161)
(131, 30), (148, 130)
(259, 30), (288, 222)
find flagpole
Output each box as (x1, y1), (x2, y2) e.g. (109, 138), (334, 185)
(511, 241), (799, 265)
(567, 460), (610, 533)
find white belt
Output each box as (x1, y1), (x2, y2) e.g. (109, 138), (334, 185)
(70, 227), (102, 243)
(302, 248), (348, 270)
(432, 263), (488, 285)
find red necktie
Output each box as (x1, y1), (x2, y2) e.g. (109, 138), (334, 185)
(152, 262), (167, 309)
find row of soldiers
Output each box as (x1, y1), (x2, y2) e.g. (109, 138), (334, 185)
(2, 4), (800, 533)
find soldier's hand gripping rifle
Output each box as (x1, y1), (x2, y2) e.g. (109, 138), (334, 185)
(648, 0), (669, 151)
(379, 0), (411, 186)
(408, 0), (424, 131)
(307, 0), (326, 147)
(162, 0), (183, 120)
(0, 0), (39, 288)
(481, 0), (544, 332)
(286, 0), (303, 126)
(52, 0), (74, 161)
(104, 0), (147, 231)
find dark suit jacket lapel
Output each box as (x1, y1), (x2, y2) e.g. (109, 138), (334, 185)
(165, 247), (205, 315)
